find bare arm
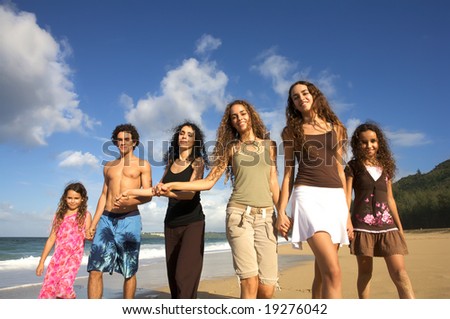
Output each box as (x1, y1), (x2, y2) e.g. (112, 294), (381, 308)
(345, 174), (354, 239)
(121, 187), (154, 198)
(87, 167), (109, 240)
(386, 179), (404, 233)
(162, 159), (205, 200)
(336, 125), (353, 238)
(163, 158), (227, 192)
(277, 132), (295, 215)
(337, 160), (353, 236)
(269, 140), (280, 206)
(36, 226), (56, 276)
(345, 175), (354, 209)
(334, 124), (348, 194)
(84, 212), (92, 240)
(277, 133), (295, 240)
(135, 160), (153, 203)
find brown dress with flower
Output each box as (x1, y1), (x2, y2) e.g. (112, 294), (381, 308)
(345, 160), (408, 257)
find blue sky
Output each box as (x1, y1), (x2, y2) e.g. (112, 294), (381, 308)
(1, 0), (449, 237)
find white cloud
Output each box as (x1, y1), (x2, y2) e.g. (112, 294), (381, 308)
(252, 49), (344, 109)
(123, 57), (229, 160)
(119, 93), (134, 111)
(0, 202), (14, 220)
(200, 185), (231, 232)
(195, 34), (222, 55)
(252, 49), (301, 97)
(345, 118), (430, 150)
(139, 198), (166, 231)
(58, 150), (100, 168)
(315, 70), (339, 97)
(346, 118), (362, 141)
(386, 130), (430, 147)
(344, 118), (362, 160)
(0, 5), (96, 146)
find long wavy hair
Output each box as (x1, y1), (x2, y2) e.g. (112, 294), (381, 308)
(163, 121), (209, 169)
(282, 80), (347, 154)
(53, 182), (88, 232)
(213, 99), (269, 183)
(350, 121), (396, 179)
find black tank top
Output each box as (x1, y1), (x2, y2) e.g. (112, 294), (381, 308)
(162, 162), (204, 227)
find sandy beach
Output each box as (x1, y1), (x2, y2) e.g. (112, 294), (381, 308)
(1, 228), (449, 299)
(153, 228), (450, 299)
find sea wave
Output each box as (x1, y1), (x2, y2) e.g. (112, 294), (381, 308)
(0, 240), (230, 272)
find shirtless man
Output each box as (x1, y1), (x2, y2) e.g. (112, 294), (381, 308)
(86, 123), (152, 299)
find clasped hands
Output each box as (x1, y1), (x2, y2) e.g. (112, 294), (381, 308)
(276, 212), (292, 241)
(152, 183), (171, 197)
(113, 183), (172, 208)
(86, 226), (96, 240)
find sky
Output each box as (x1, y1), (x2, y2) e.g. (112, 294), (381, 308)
(1, 0), (449, 237)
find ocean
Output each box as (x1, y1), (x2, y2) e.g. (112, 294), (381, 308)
(0, 232), (231, 291)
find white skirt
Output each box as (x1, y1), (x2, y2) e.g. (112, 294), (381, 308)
(291, 185), (349, 249)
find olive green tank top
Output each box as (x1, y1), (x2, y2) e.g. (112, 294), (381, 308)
(228, 140), (274, 207)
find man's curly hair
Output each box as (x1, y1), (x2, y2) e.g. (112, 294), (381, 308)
(111, 123), (140, 150)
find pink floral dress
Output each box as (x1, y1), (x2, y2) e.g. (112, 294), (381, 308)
(38, 213), (87, 299)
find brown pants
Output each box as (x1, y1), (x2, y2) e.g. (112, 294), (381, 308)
(164, 220), (205, 299)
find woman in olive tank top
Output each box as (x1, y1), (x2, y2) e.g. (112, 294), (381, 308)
(159, 100), (285, 299)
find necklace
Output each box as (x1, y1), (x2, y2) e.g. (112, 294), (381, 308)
(239, 140), (261, 155)
(303, 117), (320, 126)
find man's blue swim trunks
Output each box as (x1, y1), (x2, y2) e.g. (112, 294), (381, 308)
(87, 210), (141, 278)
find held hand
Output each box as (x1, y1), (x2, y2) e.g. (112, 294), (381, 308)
(157, 183), (171, 197)
(86, 226), (96, 240)
(276, 213), (292, 241)
(36, 264), (44, 276)
(398, 228), (406, 241)
(162, 183), (172, 192)
(346, 219), (354, 241)
(154, 183), (164, 196)
(114, 191), (130, 209)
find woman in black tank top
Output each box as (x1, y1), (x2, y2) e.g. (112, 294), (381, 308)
(119, 121), (209, 299)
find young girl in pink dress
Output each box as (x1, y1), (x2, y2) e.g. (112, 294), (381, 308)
(36, 182), (92, 299)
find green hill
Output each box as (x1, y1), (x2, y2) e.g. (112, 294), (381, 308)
(393, 159), (450, 229)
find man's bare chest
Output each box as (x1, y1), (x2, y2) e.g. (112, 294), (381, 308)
(107, 165), (142, 180)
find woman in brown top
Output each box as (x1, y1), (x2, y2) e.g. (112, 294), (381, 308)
(277, 80), (353, 299)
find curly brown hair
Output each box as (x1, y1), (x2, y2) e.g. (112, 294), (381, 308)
(53, 182), (88, 232)
(212, 99), (269, 183)
(111, 123), (140, 150)
(282, 80), (347, 154)
(350, 121), (396, 179)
